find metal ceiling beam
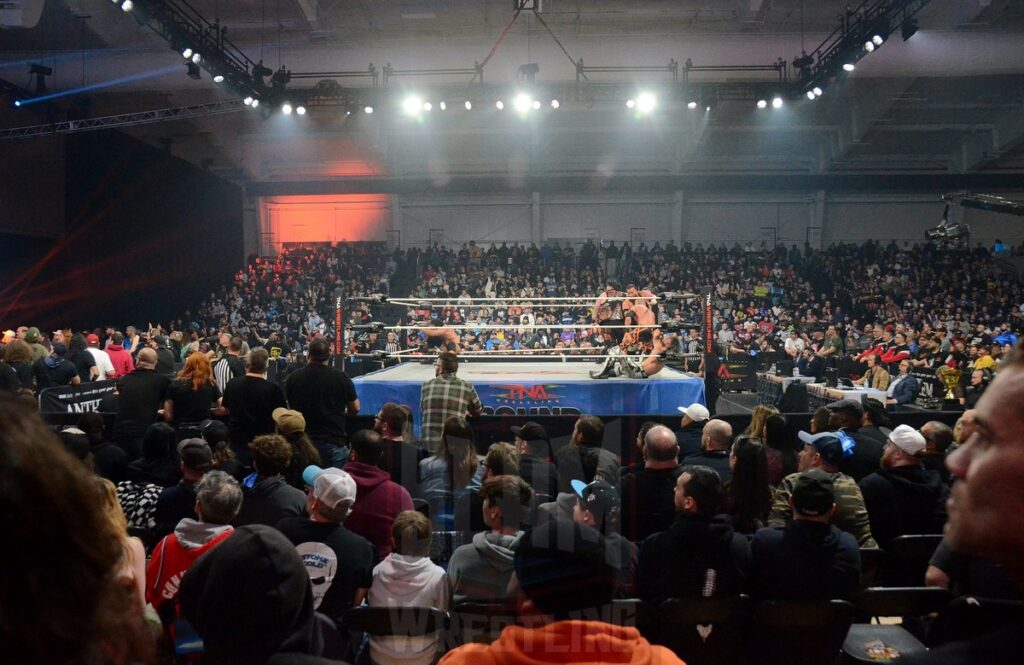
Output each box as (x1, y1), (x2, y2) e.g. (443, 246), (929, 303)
(0, 99), (244, 140)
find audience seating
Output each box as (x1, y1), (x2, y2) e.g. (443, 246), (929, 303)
(842, 587), (952, 663)
(929, 596), (1024, 646)
(858, 547), (886, 589)
(650, 596), (752, 665)
(751, 599), (856, 665)
(448, 602), (521, 646)
(343, 606), (450, 637)
(883, 534), (944, 586)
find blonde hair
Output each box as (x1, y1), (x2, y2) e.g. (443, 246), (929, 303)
(93, 477), (128, 539)
(745, 404), (780, 438)
(392, 510), (432, 557)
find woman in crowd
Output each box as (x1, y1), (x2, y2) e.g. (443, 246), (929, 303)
(67, 332), (99, 383)
(164, 352), (223, 441)
(743, 404), (779, 440)
(1, 399), (155, 664)
(128, 422), (181, 487)
(725, 435), (772, 535)
(0, 338), (35, 394)
(272, 408), (323, 490)
(200, 419), (247, 481)
(762, 414), (798, 486)
(418, 416), (485, 500)
(94, 476), (148, 611)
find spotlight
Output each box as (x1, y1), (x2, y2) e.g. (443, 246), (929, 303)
(812, 86), (823, 97)
(402, 95), (423, 116)
(513, 93), (532, 113)
(843, 63), (856, 72)
(213, 74), (225, 83)
(464, 101), (472, 110)
(864, 41), (876, 52)
(423, 102), (432, 111)
(687, 101), (698, 110)
(705, 106), (711, 112)
(296, 105), (306, 115)
(243, 96), (254, 106)
(191, 53), (201, 64)
(771, 97), (783, 109)
(364, 106), (374, 114)
(550, 99), (560, 109)
(181, 48), (194, 59)
(121, 0), (133, 11)
(251, 99), (259, 108)
(496, 100), (504, 110)
(439, 101), (447, 111)
(757, 99), (767, 109)
(872, 34), (884, 46)
(13, 99), (22, 107)
(636, 92), (656, 114)
(806, 90), (816, 100)
(186, 62), (201, 80)
(626, 99), (636, 109)
(282, 103), (293, 114)
(531, 100), (541, 110)
(901, 18), (918, 41)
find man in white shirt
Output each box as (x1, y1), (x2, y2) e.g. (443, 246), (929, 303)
(784, 329), (806, 359)
(85, 333), (116, 380)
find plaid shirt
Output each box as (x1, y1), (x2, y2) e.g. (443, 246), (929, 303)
(420, 372), (483, 452)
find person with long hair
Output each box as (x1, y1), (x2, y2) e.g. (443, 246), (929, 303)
(93, 477), (148, 611)
(725, 435), (773, 535)
(418, 416), (484, 500)
(67, 332), (100, 383)
(1, 399), (155, 664)
(763, 414), (798, 486)
(0, 338), (35, 394)
(271, 408), (323, 489)
(164, 352), (223, 441)
(128, 422), (181, 487)
(743, 404), (780, 439)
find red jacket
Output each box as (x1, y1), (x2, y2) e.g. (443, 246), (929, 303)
(344, 461), (414, 562)
(105, 344), (135, 378)
(146, 520), (234, 610)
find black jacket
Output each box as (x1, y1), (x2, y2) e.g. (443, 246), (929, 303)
(859, 465), (949, 548)
(839, 429), (886, 482)
(519, 453), (559, 500)
(619, 465), (683, 542)
(750, 521), (861, 601)
(637, 513), (750, 605)
(234, 475), (308, 528)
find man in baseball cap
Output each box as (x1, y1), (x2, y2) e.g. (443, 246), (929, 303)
(676, 402), (710, 458)
(511, 421), (558, 499)
(570, 478), (638, 599)
(858, 424), (949, 549)
(766, 430), (877, 548)
(750, 468), (861, 601)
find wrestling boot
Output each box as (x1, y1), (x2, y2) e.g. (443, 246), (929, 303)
(590, 348), (620, 379)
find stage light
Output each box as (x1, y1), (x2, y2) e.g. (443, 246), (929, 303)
(213, 74), (224, 83)
(423, 101), (432, 111)
(901, 18), (918, 41)
(364, 106), (374, 114)
(439, 101), (447, 111)
(872, 34), (884, 46)
(757, 99), (767, 109)
(251, 99), (259, 108)
(191, 53), (201, 64)
(843, 63), (856, 72)
(296, 105), (306, 115)
(771, 97), (783, 108)
(464, 101), (472, 110)
(531, 100), (541, 110)
(812, 86), (823, 97)
(402, 95), (423, 116)
(705, 106), (711, 112)
(687, 101), (698, 110)
(550, 99), (560, 109)
(496, 100), (504, 110)
(121, 0), (133, 11)
(864, 41), (875, 52)
(513, 93), (532, 113)
(243, 96), (254, 106)
(281, 103), (293, 114)
(186, 62), (201, 80)
(13, 99), (22, 107)
(626, 99), (636, 109)
(806, 90), (816, 100)
(636, 92), (656, 114)
(181, 48), (193, 59)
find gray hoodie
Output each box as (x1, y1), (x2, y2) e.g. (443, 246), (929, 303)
(175, 518), (234, 548)
(447, 531), (522, 605)
(368, 554), (448, 665)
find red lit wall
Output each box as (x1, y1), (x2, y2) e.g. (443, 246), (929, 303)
(261, 194), (391, 251)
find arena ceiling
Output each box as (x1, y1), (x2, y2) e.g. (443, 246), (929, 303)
(2, 0), (1023, 185)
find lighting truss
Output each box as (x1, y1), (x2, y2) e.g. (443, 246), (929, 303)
(0, 100), (244, 140)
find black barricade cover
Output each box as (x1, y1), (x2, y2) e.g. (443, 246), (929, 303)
(719, 356), (758, 392)
(38, 380), (117, 415)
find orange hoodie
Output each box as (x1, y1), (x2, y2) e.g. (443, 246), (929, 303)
(439, 620), (684, 665)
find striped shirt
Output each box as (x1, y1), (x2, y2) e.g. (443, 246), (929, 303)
(419, 373), (483, 453)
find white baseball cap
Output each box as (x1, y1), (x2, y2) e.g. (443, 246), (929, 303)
(888, 424), (927, 456)
(677, 403), (710, 422)
(302, 465), (357, 509)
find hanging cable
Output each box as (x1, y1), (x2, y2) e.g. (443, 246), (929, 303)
(531, 10), (586, 79)
(469, 9), (522, 82)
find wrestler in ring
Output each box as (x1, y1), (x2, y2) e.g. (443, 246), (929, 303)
(591, 280), (669, 379)
(408, 317), (462, 353)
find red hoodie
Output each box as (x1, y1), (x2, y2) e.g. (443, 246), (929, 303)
(146, 519), (234, 611)
(106, 344), (135, 378)
(439, 620), (684, 665)
(343, 461), (413, 562)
